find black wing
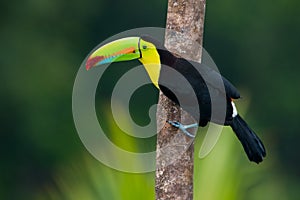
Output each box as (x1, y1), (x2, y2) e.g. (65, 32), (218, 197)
(187, 59), (240, 99)
(159, 58), (240, 125)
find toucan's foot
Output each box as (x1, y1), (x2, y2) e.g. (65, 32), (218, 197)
(167, 121), (198, 138)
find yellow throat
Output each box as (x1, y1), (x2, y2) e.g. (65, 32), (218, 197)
(138, 40), (161, 89)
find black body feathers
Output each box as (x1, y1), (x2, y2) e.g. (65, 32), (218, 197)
(143, 36), (266, 163)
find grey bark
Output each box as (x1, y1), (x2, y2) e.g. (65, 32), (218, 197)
(155, 0), (206, 199)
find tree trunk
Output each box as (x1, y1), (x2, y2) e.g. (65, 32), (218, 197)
(155, 0), (206, 199)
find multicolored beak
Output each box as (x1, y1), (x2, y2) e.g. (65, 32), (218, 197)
(86, 37), (141, 70)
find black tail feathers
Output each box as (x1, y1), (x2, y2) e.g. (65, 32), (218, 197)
(230, 114), (266, 164)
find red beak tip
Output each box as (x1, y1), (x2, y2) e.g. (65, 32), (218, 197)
(85, 64), (91, 71)
(85, 56), (104, 71)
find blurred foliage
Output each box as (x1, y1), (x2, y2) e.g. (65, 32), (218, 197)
(1, 0), (300, 199)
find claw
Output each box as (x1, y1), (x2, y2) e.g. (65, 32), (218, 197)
(167, 121), (198, 138)
(167, 120), (180, 128)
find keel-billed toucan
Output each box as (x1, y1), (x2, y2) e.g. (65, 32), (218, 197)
(86, 36), (266, 164)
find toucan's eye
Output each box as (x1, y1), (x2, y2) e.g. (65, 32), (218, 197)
(142, 45), (147, 50)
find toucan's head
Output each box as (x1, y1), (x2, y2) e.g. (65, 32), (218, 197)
(86, 36), (161, 88)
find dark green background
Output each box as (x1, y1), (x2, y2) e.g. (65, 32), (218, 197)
(1, 0), (299, 199)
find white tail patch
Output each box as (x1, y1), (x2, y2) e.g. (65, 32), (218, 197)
(231, 101), (238, 117)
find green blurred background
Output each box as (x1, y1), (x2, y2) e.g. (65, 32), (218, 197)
(1, 0), (300, 199)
